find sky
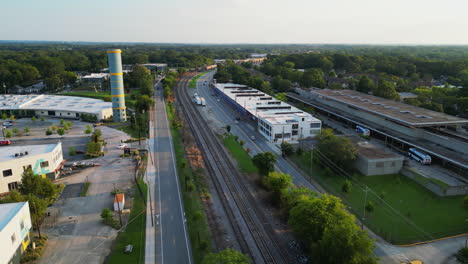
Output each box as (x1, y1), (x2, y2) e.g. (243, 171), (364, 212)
(1, 0), (468, 44)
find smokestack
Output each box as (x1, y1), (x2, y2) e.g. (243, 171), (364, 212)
(107, 49), (127, 122)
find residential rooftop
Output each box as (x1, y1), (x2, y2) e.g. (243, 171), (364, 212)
(310, 89), (468, 127)
(0, 143), (59, 163)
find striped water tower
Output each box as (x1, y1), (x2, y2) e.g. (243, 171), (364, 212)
(107, 49), (127, 122)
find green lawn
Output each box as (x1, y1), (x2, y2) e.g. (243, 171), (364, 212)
(106, 180), (147, 264)
(291, 151), (468, 244)
(166, 102), (213, 263)
(189, 72), (207, 89)
(222, 134), (258, 174)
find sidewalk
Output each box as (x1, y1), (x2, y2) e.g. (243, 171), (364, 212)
(144, 119), (157, 264)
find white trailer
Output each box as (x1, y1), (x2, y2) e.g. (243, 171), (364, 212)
(195, 96), (202, 105)
(201, 97), (206, 106)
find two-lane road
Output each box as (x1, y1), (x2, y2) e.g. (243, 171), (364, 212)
(149, 82), (193, 264)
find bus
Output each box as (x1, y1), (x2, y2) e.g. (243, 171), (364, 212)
(356, 125), (370, 136)
(408, 148), (431, 165)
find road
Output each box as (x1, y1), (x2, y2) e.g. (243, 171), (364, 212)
(194, 72), (468, 264)
(146, 81), (193, 264)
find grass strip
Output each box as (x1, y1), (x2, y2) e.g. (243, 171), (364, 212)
(189, 72), (207, 89)
(80, 182), (91, 197)
(222, 133), (258, 173)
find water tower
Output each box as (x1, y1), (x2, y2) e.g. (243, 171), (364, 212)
(107, 49), (127, 122)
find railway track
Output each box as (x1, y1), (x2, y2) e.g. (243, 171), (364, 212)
(174, 74), (290, 264)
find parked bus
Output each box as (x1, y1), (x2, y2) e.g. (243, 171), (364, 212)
(408, 148), (431, 165)
(356, 125), (370, 136)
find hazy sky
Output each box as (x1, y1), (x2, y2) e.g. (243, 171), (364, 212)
(1, 0), (468, 44)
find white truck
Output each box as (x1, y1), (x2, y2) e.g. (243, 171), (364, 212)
(200, 97), (206, 106)
(195, 96), (202, 105)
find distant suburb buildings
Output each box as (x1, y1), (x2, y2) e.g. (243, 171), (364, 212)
(0, 94), (112, 121)
(0, 202), (32, 264)
(213, 83), (321, 143)
(0, 143), (64, 194)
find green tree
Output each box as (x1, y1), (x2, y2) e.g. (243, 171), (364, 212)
(202, 248), (250, 264)
(9, 115), (15, 121)
(373, 80), (399, 100)
(365, 201), (375, 213)
(24, 126), (30, 134)
(40, 116), (45, 121)
(45, 128), (52, 136)
(280, 141), (294, 157)
(12, 127), (19, 134)
(60, 119), (65, 126)
(19, 169), (57, 200)
(275, 93), (287, 102)
(135, 94), (154, 113)
(357, 76), (376, 94)
(5, 128), (12, 138)
(31, 116), (37, 122)
(27, 194), (47, 238)
(316, 129), (357, 169)
(57, 128), (65, 136)
(252, 152), (277, 176)
(263, 172), (292, 202)
(85, 125), (92, 134)
(301, 68), (326, 88)
(51, 124), (57, 131)
(69, 146), (76, 156)
(226, 125), (231, 133)
(342, 180), (352, 193)
(1, 113), (7, 120)
(239, 140), (245, 146)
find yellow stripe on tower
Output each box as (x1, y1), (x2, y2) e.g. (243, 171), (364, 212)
(112, 94), (125, 97)
(107, 50), (122, 53)
(109, 72), (123, 76)
(113, 107), (127, 110)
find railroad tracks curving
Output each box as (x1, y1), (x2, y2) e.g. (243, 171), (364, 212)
(174, 74), (290, 264)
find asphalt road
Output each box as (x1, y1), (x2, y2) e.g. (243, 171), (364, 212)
(152, 83), (193, 264)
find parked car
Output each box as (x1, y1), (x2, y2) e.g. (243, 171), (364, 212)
(2, 121), (12, 127)
(251, 136), (255, 140)
(118, 143), (127, 149)
(93, 122), (103, 127)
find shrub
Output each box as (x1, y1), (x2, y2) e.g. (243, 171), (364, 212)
(31, 116), (37, 122)
(24, 126), (30, 133)
(40, 116), (45, 121)
(101, 208), (113, 219)
(60, 119), (65, 126)
(342, 180), (352, 193)
(239, 140), (245, 146)
(57, 128), (65, 136)
(45, 128), (52, 136)
(365, 201), (375, 213)
(5, 128), (12, 138)
(84, 125), (92, 134)
(456, 247), (468, 264)
(69, 147), (76, 156)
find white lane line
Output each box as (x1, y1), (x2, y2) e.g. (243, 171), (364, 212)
(161, 89), (193, 264)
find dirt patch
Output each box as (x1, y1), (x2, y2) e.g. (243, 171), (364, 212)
(59, 183), (84, 200)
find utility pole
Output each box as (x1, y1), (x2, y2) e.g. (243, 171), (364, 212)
(113, 183), (123, 226)
(32, 201), (41, 238)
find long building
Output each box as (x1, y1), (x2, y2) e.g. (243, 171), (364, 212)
(0, 202), (32, 264)
(0, 94), (113, 121)
(213, 83), (321, 143)
(0, 143), (64, 194)
(288, 88), (468, 174)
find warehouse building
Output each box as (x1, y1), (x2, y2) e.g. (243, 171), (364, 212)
(0, 143), (64, 194)
(349, 137), (404, 176)
(0, 94), (113, 121)
(0, 202), (32, 264)
(213, 83), (321, 143)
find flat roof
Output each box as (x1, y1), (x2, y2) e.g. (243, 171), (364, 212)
(215, 83), (320, 125)
(0, 202), (26, 232)
(347, 136), (402, 159)
(0, 143), (59, 163)
(0, 94), (112, 115)
(310, 89), (468, 127)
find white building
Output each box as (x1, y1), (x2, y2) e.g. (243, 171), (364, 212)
(0, 143), (63, 194)
(80, 73), (109, 83)
(0, 94), (113, 121)
(0, 202), (32, 264)
(214, 83), (321, 143)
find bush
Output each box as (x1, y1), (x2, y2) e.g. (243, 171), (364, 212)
(342, 180), (352, 193)
(5, 128), (12, 138)
(239, 140), (245, 146)
(456, 247), (468, 264)
(84, 125), (92, 134)
(24, 126), (30, 134)
(101, 208), (113, 219)
(40, 116), (45, 121)
(296, 147), (304, 156)
(45, 128), (52, 136)
(365, 201), (375, 213)
(69, 147), (76, 156)
(31, 116), (37, 122)
(57, 128), (65, 136)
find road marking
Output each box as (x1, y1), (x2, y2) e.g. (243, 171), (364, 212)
(161, 92), (193, 264)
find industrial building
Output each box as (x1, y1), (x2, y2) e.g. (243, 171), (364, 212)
(139, 63), (168, 72)
(0, 202), (32, 264)
(350, 137), (404, 176)
(107, 49), (127, 122)
(288, 88), (468, 175)
(213, 83), (321, 143)
(0, 94), (113, 120)
(0, 143), (63, 194)
(80, 73), (109, 83)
